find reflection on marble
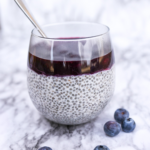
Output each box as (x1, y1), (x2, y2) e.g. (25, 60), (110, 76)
(0, 0), (150, 150)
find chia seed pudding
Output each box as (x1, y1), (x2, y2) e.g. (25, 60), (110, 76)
(27, 40), (115, 125)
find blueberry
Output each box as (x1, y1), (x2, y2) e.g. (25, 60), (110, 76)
(122, 118), (136, 133)
(114, 108), (129, 123)
(94, 145), (110, 150)
(38, 147), (52, 150)
(104, 121), (121, 137)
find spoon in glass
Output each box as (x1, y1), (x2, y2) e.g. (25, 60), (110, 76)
(14, 0), (47, 38)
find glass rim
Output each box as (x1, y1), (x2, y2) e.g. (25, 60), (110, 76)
(31, 22), (110, 41)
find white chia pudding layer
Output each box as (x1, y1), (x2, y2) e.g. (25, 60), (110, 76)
(27, 66), (115, 125)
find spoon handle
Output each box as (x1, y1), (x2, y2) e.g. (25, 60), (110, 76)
(14, 0), (47, 38)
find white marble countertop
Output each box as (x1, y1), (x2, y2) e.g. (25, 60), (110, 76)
(0, 0), (150, 150)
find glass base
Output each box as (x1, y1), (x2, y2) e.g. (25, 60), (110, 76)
(27, 66), (115, 125)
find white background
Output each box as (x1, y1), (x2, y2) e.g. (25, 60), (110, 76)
(0, 0), (150, 150)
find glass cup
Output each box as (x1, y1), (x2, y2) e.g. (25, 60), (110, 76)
(27, 22), (115, 125)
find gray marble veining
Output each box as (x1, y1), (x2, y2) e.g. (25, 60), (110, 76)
(0, 0), (150, 150)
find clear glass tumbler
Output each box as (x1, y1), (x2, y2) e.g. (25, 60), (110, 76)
(27, 22), (115, 125)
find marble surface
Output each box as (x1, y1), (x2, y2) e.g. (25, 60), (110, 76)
(0, 0), (150, 150)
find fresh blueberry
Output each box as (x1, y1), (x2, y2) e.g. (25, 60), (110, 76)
(94, 145), (110, 150)
(122, 118), (136, 133)
(38, 147), (52, 150)
(114, 108), (129, 123)
(104, 121), (121, 137)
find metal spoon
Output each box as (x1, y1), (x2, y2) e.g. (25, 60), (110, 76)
(14, 0), (47, 38)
